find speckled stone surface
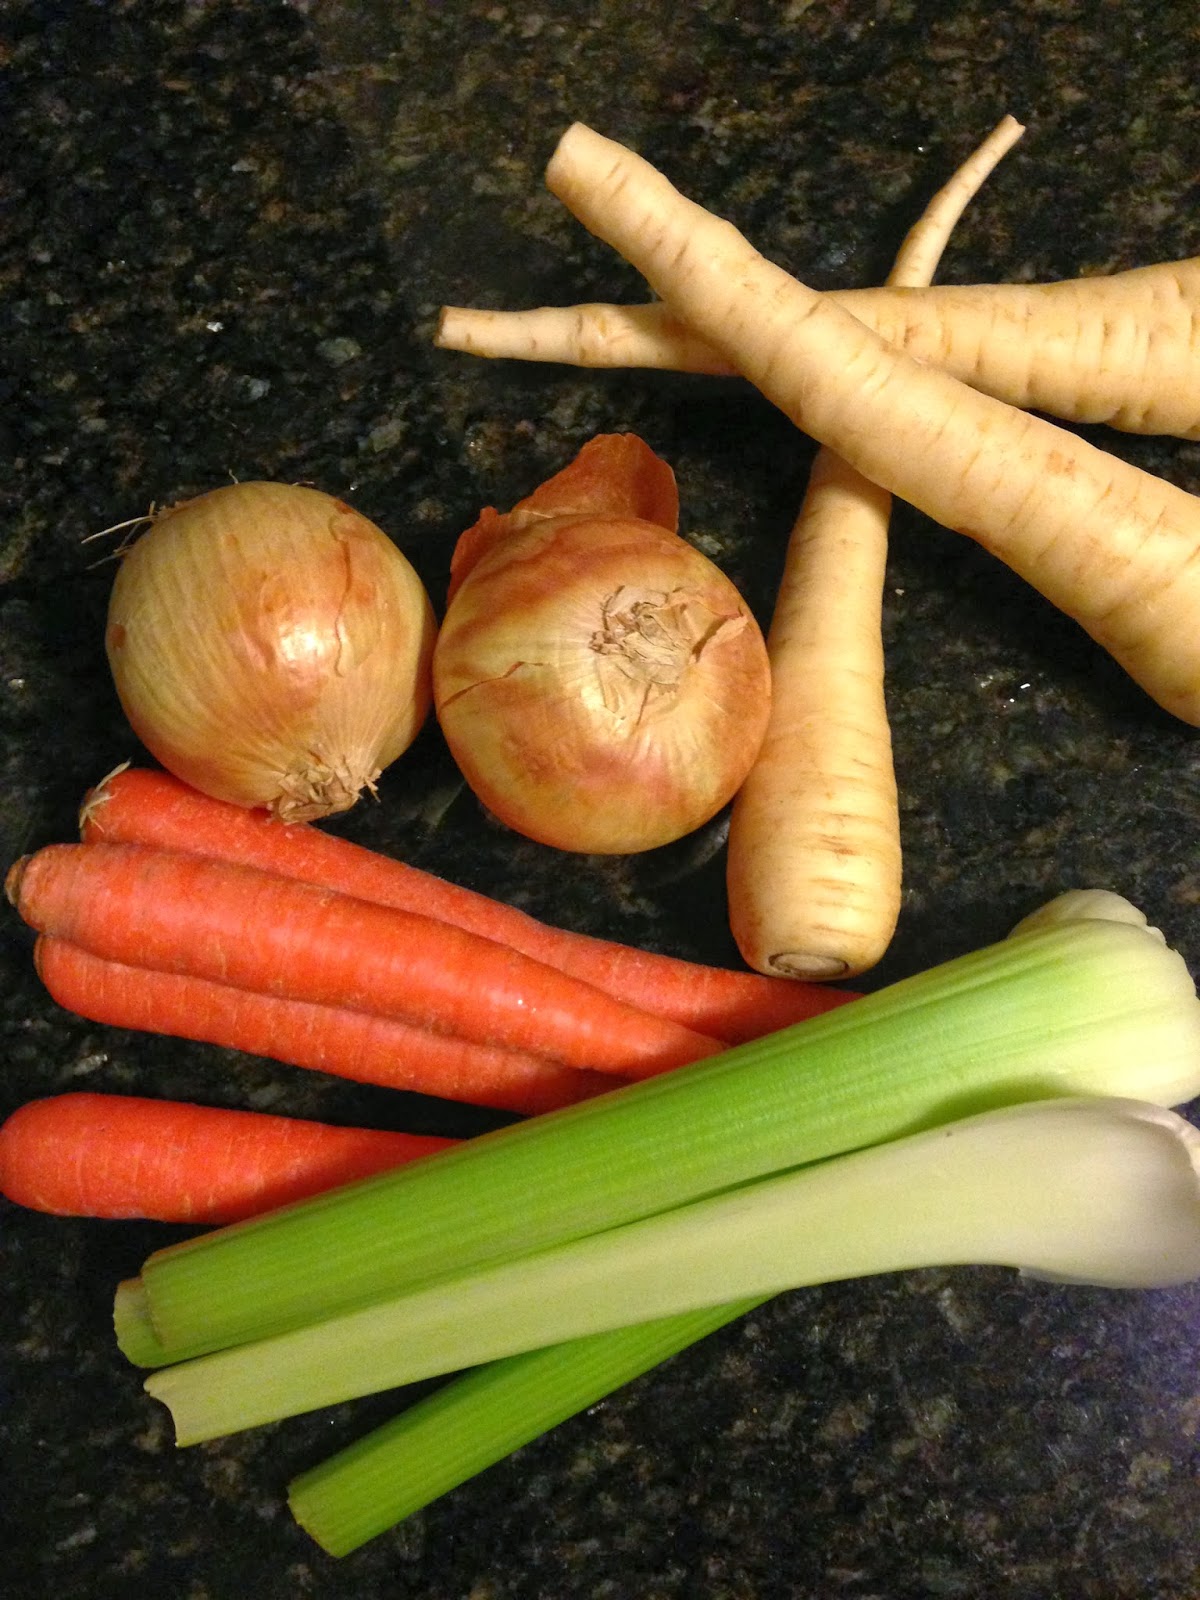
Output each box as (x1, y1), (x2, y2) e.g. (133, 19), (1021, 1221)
(3, 2), (1200, 1596)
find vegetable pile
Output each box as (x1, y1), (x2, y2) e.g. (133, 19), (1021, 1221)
(5, 117), (1200, 1565)
(107, 894), (1200, 1552)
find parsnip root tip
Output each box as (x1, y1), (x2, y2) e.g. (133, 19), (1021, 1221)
(769, 952), (851, 982)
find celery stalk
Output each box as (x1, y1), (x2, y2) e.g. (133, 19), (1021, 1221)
(136, 909), (1200, 1357)
(114, 1277), (217, 1368)
(287, 1095), (1200, 1557)
(145, 1098), (1200, 1445)
(287, 1302), (754, 1557)
(113, 1279), (163, 1367)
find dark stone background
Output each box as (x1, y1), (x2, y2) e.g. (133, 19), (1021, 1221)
(2, 2), (1199, 1596)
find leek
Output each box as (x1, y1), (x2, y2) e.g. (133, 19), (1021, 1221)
(133, 903), (1200, 1358)
(145, 1098), (1200, 1445)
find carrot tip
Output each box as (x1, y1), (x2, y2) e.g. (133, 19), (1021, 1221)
(5, 855), (30, 910)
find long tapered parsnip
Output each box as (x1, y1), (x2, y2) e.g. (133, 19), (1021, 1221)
(727, 116), (1021, 981)
(544, 125), (1200, 727)
(435, 258), (1200, 440)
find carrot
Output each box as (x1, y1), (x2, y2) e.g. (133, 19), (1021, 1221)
(33, 937), (618, 1115)
(0, 1092), (456, 1224)
(727, 117), (1022, 980)
(544, 125), (1200, 727)
(6, 842), (723, 1079)
(80, 767), (857, 1041)
(435, 257), (1200, 441)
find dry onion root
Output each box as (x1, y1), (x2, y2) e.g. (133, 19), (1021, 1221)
(105, 482), (437, 822)
(432, 436), (772, 855)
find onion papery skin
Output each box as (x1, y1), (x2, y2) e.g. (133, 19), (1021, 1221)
(106, 483), (437, 822)
(433, 513), (772, 854)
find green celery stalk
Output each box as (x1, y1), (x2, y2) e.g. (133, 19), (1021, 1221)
(134, 908), (1200, 1358)
(113, 1278), (161, 1367)
(145, 1097), (1200, 1444)
(287, 1302), (754, 1558)
(113, 1278), (198, 1368)
(286, 1093), (1200, 1557)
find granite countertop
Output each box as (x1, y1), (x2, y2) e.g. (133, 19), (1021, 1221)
(3, 2), (1200, 1596)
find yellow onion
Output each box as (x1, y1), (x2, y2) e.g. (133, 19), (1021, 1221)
(106, 482), (437, 821)
(433, 509), (772, 853)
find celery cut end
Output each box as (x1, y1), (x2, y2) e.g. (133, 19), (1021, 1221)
(113, 1278), (164, 1369)
(1009, 888), (1167, 942)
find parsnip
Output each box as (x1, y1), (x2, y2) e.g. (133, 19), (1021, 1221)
(543, 124), (1200, 726)
(436, 257), (1200, 440)
(727, 116), (1022, 981)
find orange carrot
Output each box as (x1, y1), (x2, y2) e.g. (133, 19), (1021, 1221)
(7, 842), (722, 1079)
(80, 767), (857, 1042)
(0, 1092), (456, 1223)
(34, 938), (618, 1115)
